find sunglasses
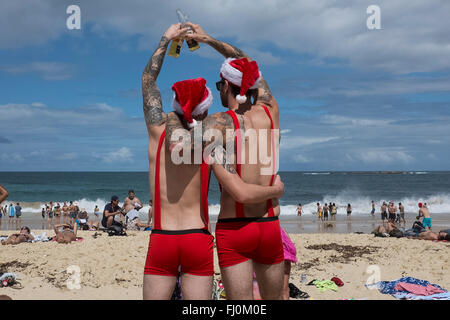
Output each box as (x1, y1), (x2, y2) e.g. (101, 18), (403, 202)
(216, 80), (224, 91)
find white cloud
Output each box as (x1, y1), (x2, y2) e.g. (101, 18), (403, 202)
(354, 149), (414, 164)
(97, 147), (134, 164)
(2, 0), (449, 73)
(280, 135), (339, 149)
(292, 154), (312, 163)
(2, 62), (74, 80)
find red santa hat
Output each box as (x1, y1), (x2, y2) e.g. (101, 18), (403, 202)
(171, 77), (213, 128)
(220, 57), (262, 103)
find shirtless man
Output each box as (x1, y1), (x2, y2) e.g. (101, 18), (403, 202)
(1, 226), (34, 245)
(317, 203), (323, 221)
(142, 24), (284, 300)
(388, 201), (397, 223)
(53, 223), (77, 244)
(417, 202), (432, 230)
(62, 202), (69, 224)
(165, 23), (286, 299)
(371, 200), (376, 216)
(54, 202), (61, 224)
(123, 189), (143, 224)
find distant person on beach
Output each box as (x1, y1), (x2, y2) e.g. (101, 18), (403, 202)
(331, 203), (337, 220)
(62, 202), (69, 224)
(123, 189), (143, 224)
(1, 226), (34, 245)
(323, 203), (329, 221)
(125, 208), (150, 231)
(317, 203), (323, 221)
(417, 202), (432, 230)
(346, 203), (352, 215)
(388, 201), (397, 222)
(15, 203), (22, 225)
(397, 202), (406, 223)
(54, 203), (61, 224)
(371, 200), (376, 216)
(380, 202), (388, 222)
(94, 205), (100, 219)
(102, 196), (124, 228)
(68, 201), (76, 224)
(41, 206), (46, 220)
(297, 203), (302, 216)
(141, 24), (285, 300)
(53, 223), (77, 244)
(0, 185), (8, 204)
(9, 204), (15, 224)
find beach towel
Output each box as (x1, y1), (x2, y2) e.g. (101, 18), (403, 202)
(365, 277), (449, 300)
(280, 227), (298, 264)
(312, 280), (339, 292)
(394, 282), (445, 296)
(30, 232), (49, 242)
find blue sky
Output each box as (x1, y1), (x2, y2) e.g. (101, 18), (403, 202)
(0, 0), (449, 171)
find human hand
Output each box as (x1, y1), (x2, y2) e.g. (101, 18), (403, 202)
(164, 23), (189, 41)
(184, 22), (210, 43)
(273, 175), (284, 198)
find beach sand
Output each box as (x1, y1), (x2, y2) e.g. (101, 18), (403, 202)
(1, 229), (449, 300)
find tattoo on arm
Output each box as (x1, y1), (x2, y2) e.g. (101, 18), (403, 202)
(211, 145), (237, 174)
(142, 36), (170, 127)
(257, 78), (273, 104)
(208, 38), (247, 59)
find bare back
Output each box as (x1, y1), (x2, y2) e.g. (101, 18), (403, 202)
(148, 123), (207, 230)
(219, 103), (280, 219)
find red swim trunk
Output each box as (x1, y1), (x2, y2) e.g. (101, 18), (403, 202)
(144, 229), (214, 277)
(215, 216), (284, 268)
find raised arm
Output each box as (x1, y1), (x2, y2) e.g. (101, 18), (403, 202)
(185, 22), (277, 108)
(0, 184), (8, 204)
(142, 24), (188, 131)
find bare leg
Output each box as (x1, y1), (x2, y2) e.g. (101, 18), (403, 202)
(283, 261), (291, 300)
(180, 273), (213, 300)
(220, 260), (254, 300)
(143, 274), (177, 300)
(253, 261), (284, 300)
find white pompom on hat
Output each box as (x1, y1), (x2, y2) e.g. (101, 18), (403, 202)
(219, 57), (262, 103)
(171, 77), (213, 128)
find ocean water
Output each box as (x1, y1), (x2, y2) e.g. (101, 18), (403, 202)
(1, 171), (450, 218)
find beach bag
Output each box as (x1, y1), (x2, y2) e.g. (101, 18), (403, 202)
(107, 224), (126, 236)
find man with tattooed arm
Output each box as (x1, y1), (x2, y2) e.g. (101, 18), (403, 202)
(141, 24), (284, 300)
(166, 23), (284, 300)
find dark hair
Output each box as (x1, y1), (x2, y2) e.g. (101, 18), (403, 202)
(111, 195), (119, 201)
(128, 189), (134, 194)
(227, 81), (257, 101)
(21, 226), (30, 233)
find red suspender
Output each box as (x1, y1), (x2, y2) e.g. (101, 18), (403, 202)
(225, 110), (245, 218)
(154, 129), (210, 230)
(200, 161), (210, 228)
(153, 130), (166, 230)
(261, 105), (276, 217)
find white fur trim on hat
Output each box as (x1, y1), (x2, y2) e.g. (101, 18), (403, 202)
(236, 94), (247, 103)
(188, 118), (198, 128)
(220, 58), (262, 88)
(192, 87), (213, 116)
(171, 87), (213, 116)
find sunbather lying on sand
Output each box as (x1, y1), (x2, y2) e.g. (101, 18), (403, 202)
(1, 226), (34, 245)
(53, 223), (77, 243)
